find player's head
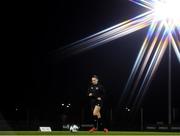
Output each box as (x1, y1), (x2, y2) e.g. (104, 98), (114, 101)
(91, 75), (99, 85)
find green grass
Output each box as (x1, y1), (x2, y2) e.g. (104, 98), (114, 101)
(0, 131), (179, 135)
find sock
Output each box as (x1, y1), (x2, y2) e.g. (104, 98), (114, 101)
(93, 116), (98, 129)
(98, 118), (103, 130)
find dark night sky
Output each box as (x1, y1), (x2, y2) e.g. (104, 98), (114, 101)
(1, 0), (179, 128)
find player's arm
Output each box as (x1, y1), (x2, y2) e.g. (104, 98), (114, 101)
(87, 87), (93, 97)
(97, 85), (105, 100)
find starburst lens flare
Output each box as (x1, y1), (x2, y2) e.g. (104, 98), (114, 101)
(55, 0), (180, 110)
(154, 0), (180, 25)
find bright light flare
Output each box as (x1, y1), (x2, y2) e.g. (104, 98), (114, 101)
(154, 0), (180, 25)
(54, 0), (180, 110)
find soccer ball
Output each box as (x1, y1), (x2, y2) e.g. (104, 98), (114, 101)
(69, 124), (79, 132)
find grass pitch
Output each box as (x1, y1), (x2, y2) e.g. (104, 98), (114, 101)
(0, 131), (179, 136)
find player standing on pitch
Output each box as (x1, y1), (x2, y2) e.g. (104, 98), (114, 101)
(88, 75), (108, 133)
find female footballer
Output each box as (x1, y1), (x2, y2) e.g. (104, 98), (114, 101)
(87, 75), (108, 133)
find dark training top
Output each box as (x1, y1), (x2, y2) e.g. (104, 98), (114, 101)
(88, 84), (105, 100)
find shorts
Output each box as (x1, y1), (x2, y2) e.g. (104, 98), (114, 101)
(90, 99), (103, 109)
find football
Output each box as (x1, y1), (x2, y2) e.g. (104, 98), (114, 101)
(69, 124), (79, 132)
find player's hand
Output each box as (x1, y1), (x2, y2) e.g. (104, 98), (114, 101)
(97, 97), (101, 100)
(89, 93), (93, 96)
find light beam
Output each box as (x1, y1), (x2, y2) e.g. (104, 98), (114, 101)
(54, 0), (180, 110)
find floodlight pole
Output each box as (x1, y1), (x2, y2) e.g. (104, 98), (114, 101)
(168, 38), (172, 126)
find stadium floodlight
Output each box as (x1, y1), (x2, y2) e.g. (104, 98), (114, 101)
(57, 0), (180, 110)
(61, 103), (65, 106)
(66, 105), (70, 108)
(154, 0), (180, 26)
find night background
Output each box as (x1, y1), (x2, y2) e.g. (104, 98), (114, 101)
(0, 0), (179, 131)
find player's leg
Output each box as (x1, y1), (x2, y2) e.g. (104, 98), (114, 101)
(89, 102), (98, 132)
(93, 105), (101, 130)
(93, 105), (101, 117)
(94, 102), (109, 133)
(89, 105), (101, 132)
(93, 105), (101, 129)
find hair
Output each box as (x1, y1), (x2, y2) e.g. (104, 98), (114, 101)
(91, 75), (99, 80)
